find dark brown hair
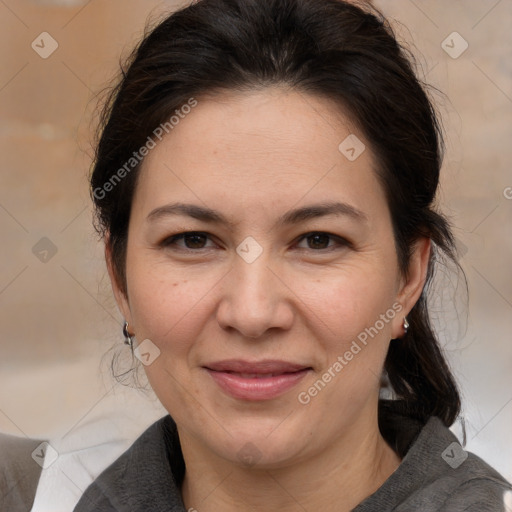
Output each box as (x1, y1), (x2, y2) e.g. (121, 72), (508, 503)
(91, 0), (462, 426)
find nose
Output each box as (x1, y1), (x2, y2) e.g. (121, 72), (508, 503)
(216, 255), (294, 339)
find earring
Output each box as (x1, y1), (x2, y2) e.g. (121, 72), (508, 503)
(123, 321), (134, 348)
(403, 317), (409, 335)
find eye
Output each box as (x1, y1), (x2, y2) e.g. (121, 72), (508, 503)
(295, 231), (349, 251)
(160, 230), (349, 253)
(161, 231), (215, 250)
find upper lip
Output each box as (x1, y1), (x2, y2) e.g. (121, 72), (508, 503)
(204, 359), (310, 374)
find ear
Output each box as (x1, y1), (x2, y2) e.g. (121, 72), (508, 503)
(105, 235), (132, 327)
(391, 237), (431, 339)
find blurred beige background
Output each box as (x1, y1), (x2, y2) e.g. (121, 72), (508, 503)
(0, 0), (511, 483)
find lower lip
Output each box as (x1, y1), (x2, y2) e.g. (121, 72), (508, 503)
(205, 368), (310, 401)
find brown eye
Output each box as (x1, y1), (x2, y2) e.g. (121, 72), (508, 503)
(162, 231), (214, 250)
(295, 232), (343, 250)
(305, 233), (331, 250)
(183, 233), (208, 248)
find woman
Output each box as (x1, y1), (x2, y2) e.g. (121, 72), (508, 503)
(75, 0), (511, 510)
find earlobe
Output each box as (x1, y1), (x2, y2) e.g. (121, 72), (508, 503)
(105, 237), (132, 326)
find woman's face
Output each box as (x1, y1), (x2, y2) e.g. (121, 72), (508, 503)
(111, 87), (426, 468)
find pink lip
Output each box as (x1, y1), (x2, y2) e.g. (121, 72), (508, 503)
(204, 360), (312, 401)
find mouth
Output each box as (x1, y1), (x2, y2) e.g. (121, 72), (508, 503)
(203, 360), (312, 401)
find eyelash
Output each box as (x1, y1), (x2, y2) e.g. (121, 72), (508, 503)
(160, 231), (351, 252)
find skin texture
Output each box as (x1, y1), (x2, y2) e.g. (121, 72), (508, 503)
(108, 86), (430, 511)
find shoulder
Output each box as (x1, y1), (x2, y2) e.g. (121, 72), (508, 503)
(402, 416), (511, 511)
(73, 415), (185, 512)
(0, 432), (47, 512)
(430, 427), (512, 512)
(357, 407), (512, 511)
(439, 473), (512, 512)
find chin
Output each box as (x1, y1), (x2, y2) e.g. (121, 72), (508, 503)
(205, 415), (312, 469)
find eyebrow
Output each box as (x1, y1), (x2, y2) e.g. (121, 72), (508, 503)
(146, 201), (368, 227)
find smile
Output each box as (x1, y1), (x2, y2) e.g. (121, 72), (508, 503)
(203, 360), (312, 401)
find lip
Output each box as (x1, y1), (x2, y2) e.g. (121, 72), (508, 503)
(203, 359), (312, 401)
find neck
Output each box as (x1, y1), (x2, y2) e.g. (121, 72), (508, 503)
(179, 415), (400, 512)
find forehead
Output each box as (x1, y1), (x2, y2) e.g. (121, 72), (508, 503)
(134, 87), (385, 219)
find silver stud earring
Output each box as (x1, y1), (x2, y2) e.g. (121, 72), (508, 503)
(123, 321), (134, 348)
(403, 317), (409, 335)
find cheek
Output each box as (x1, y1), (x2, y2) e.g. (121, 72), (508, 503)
(126, 261), (216, 353)
(293, 267), (398, 348)
(296, 276), (397, 411)
(126, 266), (216, 414)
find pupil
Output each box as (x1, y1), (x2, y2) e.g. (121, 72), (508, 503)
(185, 233), (206, 248)
(308, 233), (329, 249)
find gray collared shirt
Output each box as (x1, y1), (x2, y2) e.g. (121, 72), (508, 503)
(73, 404), (511, 512)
